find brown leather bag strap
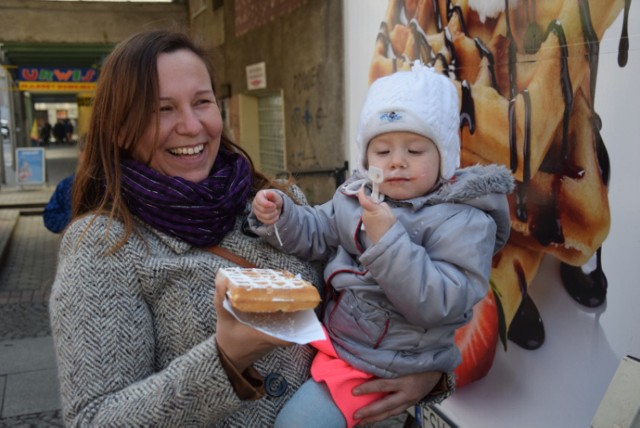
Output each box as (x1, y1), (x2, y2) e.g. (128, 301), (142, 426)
(207, 245), (257, 268)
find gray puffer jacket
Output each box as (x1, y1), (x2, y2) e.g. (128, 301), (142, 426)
(249, 164), (513, 378)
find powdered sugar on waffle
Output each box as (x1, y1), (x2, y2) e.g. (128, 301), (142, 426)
(219, 267), (308, 289)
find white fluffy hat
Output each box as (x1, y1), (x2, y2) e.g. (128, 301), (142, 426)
(357, 62), (461, 180)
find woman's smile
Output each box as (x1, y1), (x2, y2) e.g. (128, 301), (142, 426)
(167, 143), (206, 156)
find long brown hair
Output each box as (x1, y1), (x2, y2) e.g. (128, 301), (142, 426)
(73, 29), (284, 245)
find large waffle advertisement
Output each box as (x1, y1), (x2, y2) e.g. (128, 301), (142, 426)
(346, 1), (638, 426)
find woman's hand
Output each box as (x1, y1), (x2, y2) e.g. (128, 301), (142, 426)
(252, 190), (283, 225)
(352, 371), (443, 425)
(214, 275), (291, 372)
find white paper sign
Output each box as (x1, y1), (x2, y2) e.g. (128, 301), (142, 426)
(246, 62), (266, 90)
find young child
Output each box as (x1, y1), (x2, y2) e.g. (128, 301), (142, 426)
(249, 62), (514, 428)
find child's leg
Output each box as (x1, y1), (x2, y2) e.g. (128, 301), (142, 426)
(275, 378), (346, 428)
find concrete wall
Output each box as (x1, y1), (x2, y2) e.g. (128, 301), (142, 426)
(0, 0), (188, 44)
(1, 0), (343, 203)
(191, 0), (345, 204)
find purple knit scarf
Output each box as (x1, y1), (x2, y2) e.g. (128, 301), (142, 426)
(120, 148), (252, 247)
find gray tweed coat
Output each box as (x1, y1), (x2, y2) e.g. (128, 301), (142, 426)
(50, 205), (324, 427)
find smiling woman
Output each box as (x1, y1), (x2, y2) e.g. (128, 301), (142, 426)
(48, 30), (325, 426)
(48, 29), (445, 427)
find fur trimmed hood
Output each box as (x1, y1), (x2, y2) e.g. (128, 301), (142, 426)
(341, 163), (514, 254)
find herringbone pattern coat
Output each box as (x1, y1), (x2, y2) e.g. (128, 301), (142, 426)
(50, 208), (324, 427)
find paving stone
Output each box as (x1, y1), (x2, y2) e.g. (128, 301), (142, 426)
(0, 337), (56, 376)
(0, 304), (51, 341)
(0, 410), (63, 428)
(0, 216), (59, 296)
(2, 370), (61, 419)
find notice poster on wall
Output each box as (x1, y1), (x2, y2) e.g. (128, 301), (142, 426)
(345, 1), (639, 427)
(16, 148), (45, 185)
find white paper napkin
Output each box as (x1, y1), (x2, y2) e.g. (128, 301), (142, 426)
(223, 298), (325, 344)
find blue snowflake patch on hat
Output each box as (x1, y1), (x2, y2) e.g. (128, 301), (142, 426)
(379, 111), (402, 122)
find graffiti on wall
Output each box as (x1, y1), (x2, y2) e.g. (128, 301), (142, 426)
(290, 64), (326, 165)
(369, 0), (632, 387)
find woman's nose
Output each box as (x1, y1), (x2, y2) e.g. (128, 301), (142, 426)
(176, 108), (202, 135)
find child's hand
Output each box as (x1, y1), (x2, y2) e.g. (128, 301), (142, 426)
(252, 190), (283, 225)
(358, 186), (396, 244)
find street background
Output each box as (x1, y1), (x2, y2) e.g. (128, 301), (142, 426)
(0, 143), (77, 426)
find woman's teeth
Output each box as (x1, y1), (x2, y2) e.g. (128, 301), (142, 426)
(169, 144), (204, 156)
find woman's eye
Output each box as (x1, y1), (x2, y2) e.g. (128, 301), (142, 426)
(159, 105), (173, 112)
(196, 98), (214, 106)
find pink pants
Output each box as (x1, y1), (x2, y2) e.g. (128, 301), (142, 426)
(310, 329), (386, 428)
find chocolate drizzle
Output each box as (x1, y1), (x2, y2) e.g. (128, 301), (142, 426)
(443, 27), (457, 72)
(506, 262), (545, 350)
(508, 98), (518, 175)
(410, 19), (433, 64)
(579, 0), (600, 106)
(545, 21), (573, 170)
(376, 22), (394, 59)
(577, 0), (607, 182)
(508, 294), (545, 349)
(560, 248), (608, 308)
(446, 3), (467, 35)
(460, 80), (476, 134)
(432, 0), (443, 32)
(594, 114), (610, 186)
(619, 0), (632, 67)
(510, 90), (533, 225)
(505, 0), (519, 99)
(433, 53), (450, 71)
(474, 37), (498, 90)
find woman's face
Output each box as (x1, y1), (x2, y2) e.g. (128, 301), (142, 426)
(133, 49), (223, 183)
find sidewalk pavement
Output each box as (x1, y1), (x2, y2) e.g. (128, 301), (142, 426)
(0, 145), (75, 426)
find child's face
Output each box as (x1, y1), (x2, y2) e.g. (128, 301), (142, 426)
(367, 131), (440, 200)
